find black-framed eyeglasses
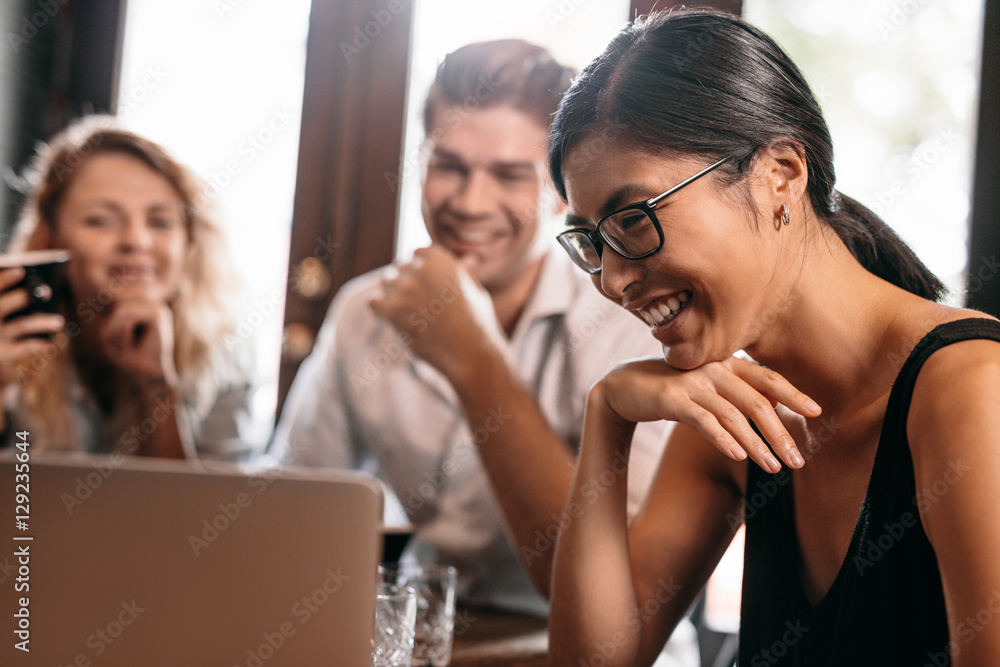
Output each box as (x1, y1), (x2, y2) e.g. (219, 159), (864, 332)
(557, 156), (731, 274)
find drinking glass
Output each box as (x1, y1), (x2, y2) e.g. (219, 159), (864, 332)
(378, 563), (457, 666)
(373, 582), (417, 667)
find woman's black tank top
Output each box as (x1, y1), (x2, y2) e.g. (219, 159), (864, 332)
(738, 318), (1000, 666)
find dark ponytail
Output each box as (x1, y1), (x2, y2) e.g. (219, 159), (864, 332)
(549, 8), (945, 301)
(827, 192), (944, 299)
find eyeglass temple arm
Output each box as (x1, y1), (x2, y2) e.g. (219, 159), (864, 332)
(647, 156), (731, 207)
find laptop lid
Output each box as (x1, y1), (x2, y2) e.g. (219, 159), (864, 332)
(1, 452), (382, 667)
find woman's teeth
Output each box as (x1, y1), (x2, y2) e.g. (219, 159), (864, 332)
(639, 292), (690, 326)
(112, 267), (153, 280)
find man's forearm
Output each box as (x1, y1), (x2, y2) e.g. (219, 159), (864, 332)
(444, 343), (576, 598)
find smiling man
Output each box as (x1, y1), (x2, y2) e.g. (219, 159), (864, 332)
(271, 40), (696, 662)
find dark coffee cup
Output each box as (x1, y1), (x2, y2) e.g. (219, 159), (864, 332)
(0, 249), (71, 321)
(380, 525), (414, 564)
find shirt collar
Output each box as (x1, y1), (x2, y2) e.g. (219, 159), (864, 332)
(509, 244), (578, 337)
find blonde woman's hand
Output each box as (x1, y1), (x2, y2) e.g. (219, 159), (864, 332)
(99, 299), (179, 390)
(593, 355), (822, 472)
(0, 267), (65, 390)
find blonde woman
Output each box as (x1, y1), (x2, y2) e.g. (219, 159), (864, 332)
(0, 116), (269, 460)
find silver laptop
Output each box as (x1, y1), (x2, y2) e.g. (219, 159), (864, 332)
(1, 453), (383, 666)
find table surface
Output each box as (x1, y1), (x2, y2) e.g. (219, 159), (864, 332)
(449, 608), (548, 666)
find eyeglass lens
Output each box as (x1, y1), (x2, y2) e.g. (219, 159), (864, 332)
(557, 233), (601, 272)
(601, 209), (660, 257)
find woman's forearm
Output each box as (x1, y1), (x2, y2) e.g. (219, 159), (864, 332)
(133, 381), (190, 459)
(549, 385), (644, 666)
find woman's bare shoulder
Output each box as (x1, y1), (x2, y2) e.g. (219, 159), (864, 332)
(907, 306), (1000, 460)
(913, 306), (1000, 388)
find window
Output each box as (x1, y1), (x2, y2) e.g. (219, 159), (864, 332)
(745, 0), (985, 304)
(117, 0), (312, 416)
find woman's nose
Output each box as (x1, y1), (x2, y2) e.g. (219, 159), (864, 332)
(119, 218), (153, 249)
(599, 247), (647, 298)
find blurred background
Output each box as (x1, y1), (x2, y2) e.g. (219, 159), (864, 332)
(0, 0), (995, 424)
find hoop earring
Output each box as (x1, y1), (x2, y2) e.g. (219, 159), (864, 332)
(781, 204), (790, 226)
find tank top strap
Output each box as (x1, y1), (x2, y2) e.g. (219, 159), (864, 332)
(878, 317), (1000, 451)
(869, 317), (1000, 503)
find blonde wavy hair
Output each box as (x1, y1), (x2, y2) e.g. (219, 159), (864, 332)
(9, 115), (242, 452)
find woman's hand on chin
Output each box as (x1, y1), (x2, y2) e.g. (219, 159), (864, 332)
(99, 298), (179, 391)
(594, 355), (821, 472)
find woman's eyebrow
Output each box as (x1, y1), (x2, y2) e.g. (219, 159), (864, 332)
(564, 184), (651, 229)
(147, 202), (182, 213)
(79, 199), (122, 212)
(598, 184), (647, 219)
(564, 213), (594, 229)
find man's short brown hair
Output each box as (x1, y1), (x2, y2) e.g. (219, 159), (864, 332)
(422, 39), (576, 134)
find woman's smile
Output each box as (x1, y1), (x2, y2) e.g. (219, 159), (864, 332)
(636, 290), (691, 327)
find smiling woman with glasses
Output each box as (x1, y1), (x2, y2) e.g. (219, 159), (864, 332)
(545, 8), (1000, 667)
